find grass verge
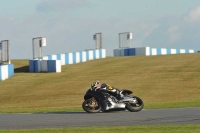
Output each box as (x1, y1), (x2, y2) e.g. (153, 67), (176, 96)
(0, 54), (200, 113)
(0, 125), (200, 133)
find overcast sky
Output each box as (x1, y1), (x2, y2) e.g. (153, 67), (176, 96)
(1, 0), (200, 59)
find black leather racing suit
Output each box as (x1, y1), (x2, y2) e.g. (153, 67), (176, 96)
(100, 83), (123, 99)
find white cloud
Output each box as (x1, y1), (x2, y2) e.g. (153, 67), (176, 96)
(184, 6), (200, 23)
(36, 0), (88, 13)
(167, 26), (181, 43)
(167, 26), (179, 33)
(0, 15), (15, 22)
(140, 23), (160, 37)
(169, 33), (181, 43)
(112, 21), (159, 47)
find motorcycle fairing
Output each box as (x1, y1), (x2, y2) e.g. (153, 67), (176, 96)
(84, 89), (126, 111)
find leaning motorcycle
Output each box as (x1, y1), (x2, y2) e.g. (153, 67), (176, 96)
(82, 88), (144, 113)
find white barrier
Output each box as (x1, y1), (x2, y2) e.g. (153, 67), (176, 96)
(29, 49), (106, 72)
(42, 49), (106, 65)
(113, 47), (199, 56)
(0, 64), (14, 81)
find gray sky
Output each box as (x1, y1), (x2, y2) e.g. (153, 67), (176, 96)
(1, 0), (200, 59)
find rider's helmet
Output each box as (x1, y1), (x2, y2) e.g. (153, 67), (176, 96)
(91, 80), (101, 90)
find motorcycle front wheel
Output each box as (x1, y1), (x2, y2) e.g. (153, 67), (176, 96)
(82, 97), (102, 113)
(125, 96), (144, 112)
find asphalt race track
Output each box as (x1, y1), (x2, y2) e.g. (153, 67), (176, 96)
(0, 107), (200, 129)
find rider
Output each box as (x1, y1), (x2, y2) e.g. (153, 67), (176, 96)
(90, 80), (124, 100)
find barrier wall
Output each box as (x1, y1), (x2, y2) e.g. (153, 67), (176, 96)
(42, 49), (106, 65)
(0, 64), (14, 81)
(114, 47), (199, 56)
(150, 48), (198, 55)
(29, 60), (61, 73)
(29, 49), (106, 73)
(114, 47), (150, 56)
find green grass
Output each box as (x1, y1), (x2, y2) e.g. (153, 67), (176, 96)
(0, 53), (200, 113)
(1, 125), (200, 133)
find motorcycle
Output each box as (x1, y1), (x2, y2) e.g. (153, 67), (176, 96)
(82, 88), (144, 113)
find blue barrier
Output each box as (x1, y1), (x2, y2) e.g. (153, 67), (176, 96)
(29, 60), (61, 73)
(129, 48), (135, 56)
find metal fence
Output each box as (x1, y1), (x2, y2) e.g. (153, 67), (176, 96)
(93, 33), (102, 49)
(0, 40), (10, 63)
(0, 43), (1, 62)
(32, 37), (46, 59)
(119, 32), (132, 49)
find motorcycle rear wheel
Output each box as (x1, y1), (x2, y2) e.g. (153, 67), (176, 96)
(82, 97), (102, 113)
(125, 96), (144, 112)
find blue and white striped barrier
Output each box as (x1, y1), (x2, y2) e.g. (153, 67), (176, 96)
(114, 47), (199, 56)
(150, 48), (198, 55)
(29, 60), (61, 73)
(42, 49), (106, 65)
(0, 64), (14, 81)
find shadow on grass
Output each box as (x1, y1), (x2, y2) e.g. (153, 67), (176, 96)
(14, 66), (29, 73)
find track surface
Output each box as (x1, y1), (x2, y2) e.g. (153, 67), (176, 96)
(0, 107), (200, 129)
